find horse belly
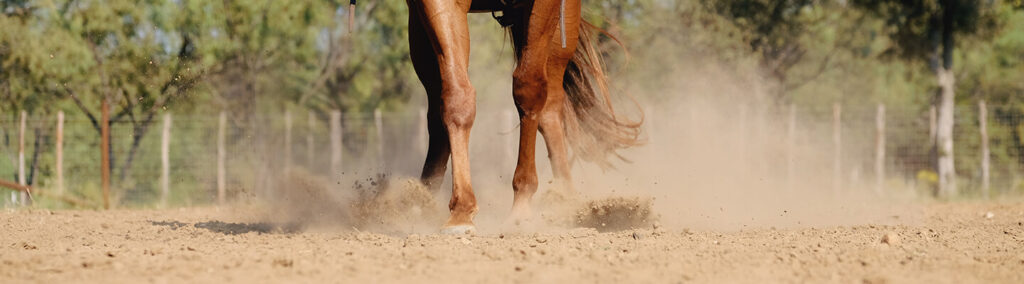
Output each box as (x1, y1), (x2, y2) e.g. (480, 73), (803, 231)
(469, 0), (506, 12)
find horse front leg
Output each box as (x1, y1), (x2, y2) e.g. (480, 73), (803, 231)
(407, 0), (477, 234)
(409, 9), (450, 194)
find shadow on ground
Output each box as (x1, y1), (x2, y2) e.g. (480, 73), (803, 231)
(150, 220), (301, 235)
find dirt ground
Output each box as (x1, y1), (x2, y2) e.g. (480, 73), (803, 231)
(2, 201), (1023, 283)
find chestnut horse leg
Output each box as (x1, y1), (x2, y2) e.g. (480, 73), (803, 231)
(537, 0), (581, 195)
(407, 0), (477, 233)
(509, 0), (576, 222)
(409, 10), (449, 193)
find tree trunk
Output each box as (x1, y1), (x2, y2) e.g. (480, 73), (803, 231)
(936, 67), (956, 197)
(935, 1), (957, 198)
(17, 111), (26, 204)
(118, 123), (151, 183)
(979, 100), (990, 198)
(101, 98), (111, 209)
(27, 127), (43, 188)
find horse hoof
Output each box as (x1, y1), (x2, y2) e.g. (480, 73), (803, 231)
(440, 225), (476, 235)
(504, 204), (533, 226)
(504, 213), (530, 226)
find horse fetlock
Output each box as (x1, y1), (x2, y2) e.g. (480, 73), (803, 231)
(512, 171), (539, 196)
(445, 204), (478, 228)
(448, 192), (478, 211)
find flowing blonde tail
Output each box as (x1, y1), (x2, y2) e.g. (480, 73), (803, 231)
(560, 20), (643, 169)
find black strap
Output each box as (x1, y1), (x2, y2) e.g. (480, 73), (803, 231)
(491, 0), (520, 27)
(492, 10), (514, 27)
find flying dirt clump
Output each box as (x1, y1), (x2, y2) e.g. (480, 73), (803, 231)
(536, 188), (658, 232)
(266, 169), (445, 233)
(272, 169), (659, 233)
(349, 177), (446, 233)
(574, 196), (657, 232)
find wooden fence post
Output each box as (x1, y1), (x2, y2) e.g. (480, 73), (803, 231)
(374, 108), (385, 169)
(979, 100), (990, 198)
(875, 104), (886, 193)
(832, 103), (842, 193)
(56, 111), (64, 195)
(161, 113), (172, 207)
(418, 107), (428, 158)
(329, 110), (342, 179)
(307, 112), (315, 171)
(787, 104), (796, 190)
(929, 105), (937, 145)
(101, 98), (111, 209)
(18, 111), (26, 204)
(284, 110), (292, 173)
(217, 111), (226, 205)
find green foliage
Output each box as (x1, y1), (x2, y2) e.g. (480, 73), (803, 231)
(2, 0), (1024, 205)
(851, 0), (1006, 63)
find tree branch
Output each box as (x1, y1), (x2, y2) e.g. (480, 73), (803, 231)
(65, 88), (102, 135)
(111, 88), (136, 122)
(785, 49), (835, 92)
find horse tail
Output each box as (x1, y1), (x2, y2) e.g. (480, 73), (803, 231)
(560, 20), (643, 169)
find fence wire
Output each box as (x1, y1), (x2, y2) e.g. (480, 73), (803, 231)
(2, 102), (1023, 208)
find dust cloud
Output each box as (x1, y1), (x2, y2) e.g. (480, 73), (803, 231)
(259, 170), (447, 234)
(256, 62), (918, 235)
(254, 26), (918, 235)
(558, 62), (921, 232)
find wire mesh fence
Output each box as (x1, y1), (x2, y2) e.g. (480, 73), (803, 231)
(777, 102), (1024, 197)
(0, 107), (521, 208)
(2, 101), (1023, 208)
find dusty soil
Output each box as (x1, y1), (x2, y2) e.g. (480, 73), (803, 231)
(2, 201), (1024, 283)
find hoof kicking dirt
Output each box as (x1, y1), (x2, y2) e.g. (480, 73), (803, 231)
(574, 196), (656, 232)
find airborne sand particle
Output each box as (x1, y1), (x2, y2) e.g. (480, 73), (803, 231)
(253, 28), (917, 235)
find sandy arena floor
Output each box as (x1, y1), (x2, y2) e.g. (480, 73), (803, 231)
(2, 201), (1024, 283)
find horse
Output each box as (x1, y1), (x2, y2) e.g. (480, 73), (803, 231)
(404, 0), (642, 234)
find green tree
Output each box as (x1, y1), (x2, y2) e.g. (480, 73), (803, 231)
(704, 0), (838, 100)
(2, 0), (204, 187)
(301, 0), (415, 115)
(852, 0), (1010, 196)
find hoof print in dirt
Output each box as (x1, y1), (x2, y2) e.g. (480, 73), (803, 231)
(575, 196), (657, 232)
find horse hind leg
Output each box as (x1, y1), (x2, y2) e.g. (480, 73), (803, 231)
(537, 86), (574, 194)
(508, 0), (575, 223)
(538, 1), (582, 195)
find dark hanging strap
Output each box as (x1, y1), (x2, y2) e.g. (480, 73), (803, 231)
(492, 0), (518, 27)
(491, 0), (565, 47)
